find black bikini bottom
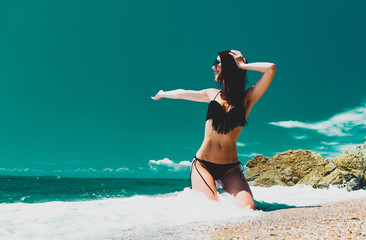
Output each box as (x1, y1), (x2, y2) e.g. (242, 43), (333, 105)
(190, 156), (242, 195)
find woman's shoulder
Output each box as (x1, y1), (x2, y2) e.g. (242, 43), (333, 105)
(205, 88), (220, 93)
(203, 88), (220, 100)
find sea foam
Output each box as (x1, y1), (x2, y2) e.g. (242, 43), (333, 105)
(0, 186), (365, 240)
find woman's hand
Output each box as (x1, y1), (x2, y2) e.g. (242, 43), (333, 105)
(229, 50), (247, 68)
(151, 90), (164, 100)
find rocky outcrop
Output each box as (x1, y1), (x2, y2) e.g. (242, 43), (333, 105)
(245, 142), (366, 191)
(333, 143), (366, 180)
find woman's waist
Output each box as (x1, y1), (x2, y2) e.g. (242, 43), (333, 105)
(201, 135), (238, 147)
(194, 155), (240, 166)
(195, 148), (239, 164)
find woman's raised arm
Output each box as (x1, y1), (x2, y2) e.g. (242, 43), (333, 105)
(244, 63), (276, 105)
(230, 50), (276, 106)
(151, 88), (217, 103)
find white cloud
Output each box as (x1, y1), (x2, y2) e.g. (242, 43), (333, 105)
(293, 135), (309, 140)
(0, 168), (30, 172)
(268, 102), (366, 137)
(238, 153), (262, 158)
(312, 142), (364, 158)
(102, 167), (129, 172)
(149, 158), (191, 171)
(334, 143), (363, 154)
(116, 167), (129, 172)
(321, 141), (339, 145)
(75, 168), (97, 172)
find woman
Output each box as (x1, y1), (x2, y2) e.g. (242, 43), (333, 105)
(151, 50), (276, 209)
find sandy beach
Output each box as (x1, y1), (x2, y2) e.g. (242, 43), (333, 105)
(116, 197), (366, 240)
(199, 197), (366, 240)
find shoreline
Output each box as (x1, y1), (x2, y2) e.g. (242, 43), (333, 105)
(200, 197), (366, 239)
(113, 197), (366, 240)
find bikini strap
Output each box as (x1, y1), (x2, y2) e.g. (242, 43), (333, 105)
(190, 157), (215, 196)
(238, 161), (247, 182)
(212, 91), (221, 101)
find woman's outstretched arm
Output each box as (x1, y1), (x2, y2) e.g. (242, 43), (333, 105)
(230, 50), (276, 106)
(151, 88), (217, 103)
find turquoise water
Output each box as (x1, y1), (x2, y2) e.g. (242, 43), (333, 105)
(1, 175), (294, 211)
(0, 176), (190, 204)
(0, 175), (292, 211)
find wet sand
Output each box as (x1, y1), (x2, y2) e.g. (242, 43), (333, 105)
(198, 197), (366, 240)
(106, 197), (366, 240)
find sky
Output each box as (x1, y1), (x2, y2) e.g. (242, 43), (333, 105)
(0, 0), (365, 178)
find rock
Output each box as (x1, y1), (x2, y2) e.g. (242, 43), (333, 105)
(333, 143), (366, 179)
(315, 169), (363, 191)
(244, 142), (366, 191)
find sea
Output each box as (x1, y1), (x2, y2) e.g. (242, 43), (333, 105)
(1, 176), (365, 240)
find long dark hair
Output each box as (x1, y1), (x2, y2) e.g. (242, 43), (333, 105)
(217, 50), (249, 107)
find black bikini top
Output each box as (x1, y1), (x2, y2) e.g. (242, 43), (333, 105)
(206, 91), (247, 134)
